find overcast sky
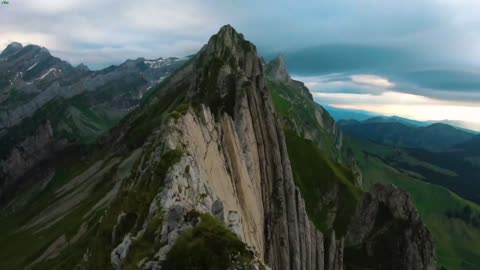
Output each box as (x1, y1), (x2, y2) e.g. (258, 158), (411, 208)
(1, 0), (480, 125)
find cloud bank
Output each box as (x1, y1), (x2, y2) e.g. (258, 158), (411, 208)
(1, 0), (479, 123)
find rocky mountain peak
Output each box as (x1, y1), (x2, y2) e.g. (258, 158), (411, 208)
(76, 63), (90, 71)
(206, 24), (251, 52)
(7, 41), (23, 48)
(0, 41), (24, 58)
(266, 54), (291, 82)
(199, 24), (258, 71)
(188, 25), (264, 117)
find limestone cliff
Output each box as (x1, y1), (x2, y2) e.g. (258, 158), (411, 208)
(107, 24), (336, 270)
(0, 120), (57, 198)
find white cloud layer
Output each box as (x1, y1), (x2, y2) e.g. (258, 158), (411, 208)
(351, 75), (395, 88)
(301, 74), (480, 124)
(2, 0), (480, 68)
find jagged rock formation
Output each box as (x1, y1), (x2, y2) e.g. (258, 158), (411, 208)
(345, 184), (436, 270)
(109, 24), (338, 270)
(265, 54), (291, 83)
(0, 25), (436, 270)
(0, 120), (57, 197)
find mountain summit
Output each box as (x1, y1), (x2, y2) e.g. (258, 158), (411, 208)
(266, 54), (291, 82)
(0, 42), (23, 58)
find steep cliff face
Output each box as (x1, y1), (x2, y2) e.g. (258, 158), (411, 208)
(0, 120), (56, 195)
(189, 25), (325, 270)
(0, 25), (435, 270)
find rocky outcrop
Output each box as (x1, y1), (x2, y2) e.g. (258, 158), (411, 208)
(0, 43), (189, 199)
(345, 184), (436, 270)
(0, 120), (57, 197)
(265, 54), (291, 83)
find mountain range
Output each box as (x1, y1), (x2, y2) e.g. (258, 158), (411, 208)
(0, 25), (441, 270)
(338, 118), (475, 151)
(0, 43), (188, 199)
(326, 105), (480, 133)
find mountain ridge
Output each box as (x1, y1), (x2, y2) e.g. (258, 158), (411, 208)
(339, 118), (474, 151)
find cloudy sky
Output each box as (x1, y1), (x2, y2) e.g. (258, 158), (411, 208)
(1, 0), (480, 126)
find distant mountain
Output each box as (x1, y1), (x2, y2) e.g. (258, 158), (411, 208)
(455, 134), (480, 155)
(322, 105), (480, 133)
(362, 116), (430, 127)
(341, 117), (480, 204)
(0, 42), (188, 129)
(435, 119), (480, 133)
(322, 105), (379, 121)
(339, 118), (474, 151)
(0, 42), (188, 197)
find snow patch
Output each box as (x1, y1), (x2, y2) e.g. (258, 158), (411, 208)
(27, 62), (38, 71)
(144, 57), (181, 69)
(38, 68), (56, 80)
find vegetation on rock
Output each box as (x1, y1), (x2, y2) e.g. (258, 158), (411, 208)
(163, 213), (255, 270)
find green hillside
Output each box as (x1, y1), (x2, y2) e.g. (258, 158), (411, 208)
(347, 137), (480, 270)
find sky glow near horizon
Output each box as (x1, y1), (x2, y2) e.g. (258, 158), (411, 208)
(1, 0), (480, 125)
(293, 73), (480, 127)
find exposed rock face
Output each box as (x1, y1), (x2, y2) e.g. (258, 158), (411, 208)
(124, 24), (336, 270)
(0, 120), (56, 197)
(0, 25), (436, 270)
(345, 184), (436, 270)
(265, 54), (291, 83)
(190, 25), (328, 270)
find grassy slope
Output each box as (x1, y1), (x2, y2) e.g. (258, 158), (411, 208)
(0, 148), (114, 269)
(348, 137), (480, 270)
(285, 131), (361, 235)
